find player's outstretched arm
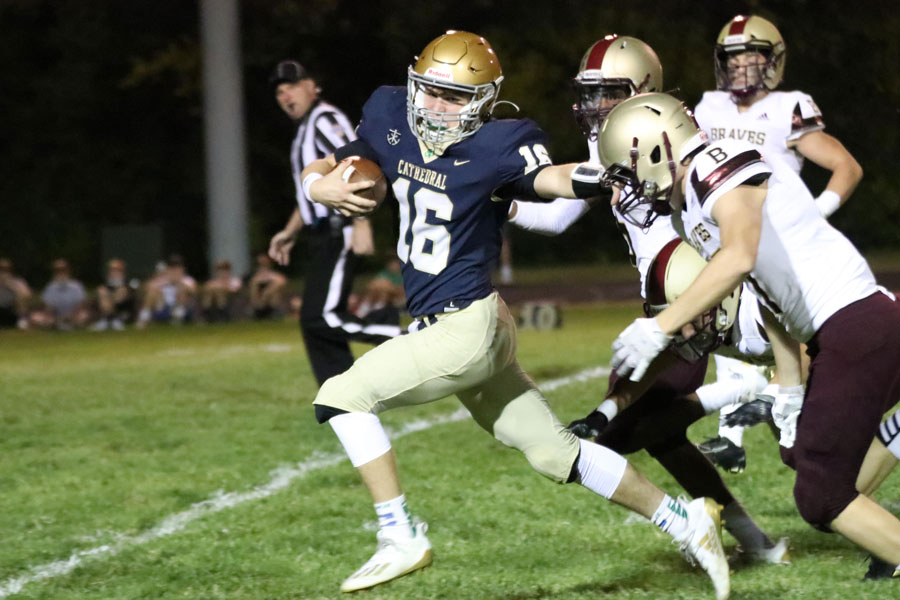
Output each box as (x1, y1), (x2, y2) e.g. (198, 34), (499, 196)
(792, 130), (863, 217)
(508, 198), (592, 236)
(532, 163), (607, 200)
(302, 155), (377, 217)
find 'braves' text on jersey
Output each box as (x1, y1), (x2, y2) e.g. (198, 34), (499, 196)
(694, 90), (824, 175)
(335, 87), (551, 317)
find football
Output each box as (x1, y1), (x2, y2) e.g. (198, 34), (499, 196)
(341, 157), (387, 208)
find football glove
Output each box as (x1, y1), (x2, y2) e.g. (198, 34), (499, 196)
(722, 398), (774, 428)
(567, 410), (609, 440)
(611, 317), (672, 381)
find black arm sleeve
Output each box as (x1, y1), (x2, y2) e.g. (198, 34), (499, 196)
(492, 164), (550, 202)
(333, 138), (379, 164)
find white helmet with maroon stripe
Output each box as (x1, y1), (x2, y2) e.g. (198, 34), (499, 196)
(572, 35), (663, 138)
(715, 15), (786, 98)
(644, 238), (740, 360)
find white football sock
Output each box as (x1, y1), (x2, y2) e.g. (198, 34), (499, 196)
(696, 381), (746, 414)
(374, 494), (414, 537)
(652, 495), (690, 540)
(576, 439), (627, 499)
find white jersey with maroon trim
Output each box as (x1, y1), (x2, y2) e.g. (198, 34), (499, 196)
(681, 138), (878, 342)
(694, 90), (824, 176)
(588, 143), (679, 297)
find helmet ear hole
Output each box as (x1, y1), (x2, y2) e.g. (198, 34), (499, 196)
(650, 145), (661, 163)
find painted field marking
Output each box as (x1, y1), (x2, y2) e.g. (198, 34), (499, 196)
(0, 365), (610, 598)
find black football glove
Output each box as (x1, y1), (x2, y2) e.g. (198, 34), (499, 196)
(723, 397), (774, 428)
(567, 410), (610, 439)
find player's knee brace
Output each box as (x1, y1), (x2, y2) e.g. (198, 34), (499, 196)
(314, 404), (348, 424)
(793, 471), (858, 531)
(572, 439), (628, 498)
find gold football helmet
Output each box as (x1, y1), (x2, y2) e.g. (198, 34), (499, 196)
(596, 92), (707, 228)
(644, 239), (741, 360)
(572, 35), (663, 137)
(715, 15), (786, 98)
(407, 30), (503, 145)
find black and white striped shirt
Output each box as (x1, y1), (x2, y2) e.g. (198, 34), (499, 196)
(290, 100), (356, 228)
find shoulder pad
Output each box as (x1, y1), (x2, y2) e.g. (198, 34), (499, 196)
(690, 143), (766, 206)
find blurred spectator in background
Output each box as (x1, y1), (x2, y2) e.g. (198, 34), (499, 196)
(249, 253), (287, 319)
(200, 259), (242, 323)
(32, 258), (90, 330)
(0, 257), (32, 329)
(92, 258), (138, 331)
(355, 254), (404, 326)
(136, 254), (196, 328)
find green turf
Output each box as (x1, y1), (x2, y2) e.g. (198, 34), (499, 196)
(1, 305), (898, 599)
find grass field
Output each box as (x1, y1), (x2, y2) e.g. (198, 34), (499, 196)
(2, 303), (898, 599)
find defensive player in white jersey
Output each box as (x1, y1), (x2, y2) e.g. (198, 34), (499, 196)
(509, 35), (786, 563)
(654, 239), (900, 579)
(693, 15), (864, 467)
(596, 91), (900, 575)
(696, 15), (862, 216)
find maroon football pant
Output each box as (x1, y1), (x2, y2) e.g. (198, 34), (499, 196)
(786, 292), (900, 529)
(596, 354), (737, 506)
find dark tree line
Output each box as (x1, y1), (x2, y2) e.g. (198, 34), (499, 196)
(1, 0), (897, 285)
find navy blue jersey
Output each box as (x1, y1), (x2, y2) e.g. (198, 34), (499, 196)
(334, 86), (552, 317)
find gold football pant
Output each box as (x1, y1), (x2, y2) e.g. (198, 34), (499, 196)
(314, 292), (579, 482)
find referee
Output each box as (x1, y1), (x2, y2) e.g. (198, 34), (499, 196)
(267, 60), (400, 386)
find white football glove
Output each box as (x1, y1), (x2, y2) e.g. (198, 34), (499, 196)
(611, 317), (672, 382)
(771, 385), (804, 448)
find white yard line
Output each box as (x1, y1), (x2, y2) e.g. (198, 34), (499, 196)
(0, 365), (610, 598)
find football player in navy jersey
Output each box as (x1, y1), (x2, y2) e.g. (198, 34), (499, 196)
(296, 31), (731, 598)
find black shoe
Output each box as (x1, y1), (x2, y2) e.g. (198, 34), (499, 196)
(864, 554), (898, 580)
(697, 436), (747, 473)
(722, 399), (774, 428)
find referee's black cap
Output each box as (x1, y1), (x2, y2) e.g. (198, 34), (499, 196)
(269, 60), (311, 86)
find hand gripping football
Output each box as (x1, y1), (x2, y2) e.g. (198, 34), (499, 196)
(341, 157), (387, 208)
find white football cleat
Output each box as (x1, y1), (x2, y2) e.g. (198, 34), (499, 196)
(750, 537), (790, 565)
(678, 497), (730, 600)
(340, 520), (432, 593)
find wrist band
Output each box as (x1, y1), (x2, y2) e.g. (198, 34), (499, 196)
(598, 399), (619, 421)
(814, 190), (841, 218)
(571, 162), (607, 199)
(302, 172), (324, 202)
